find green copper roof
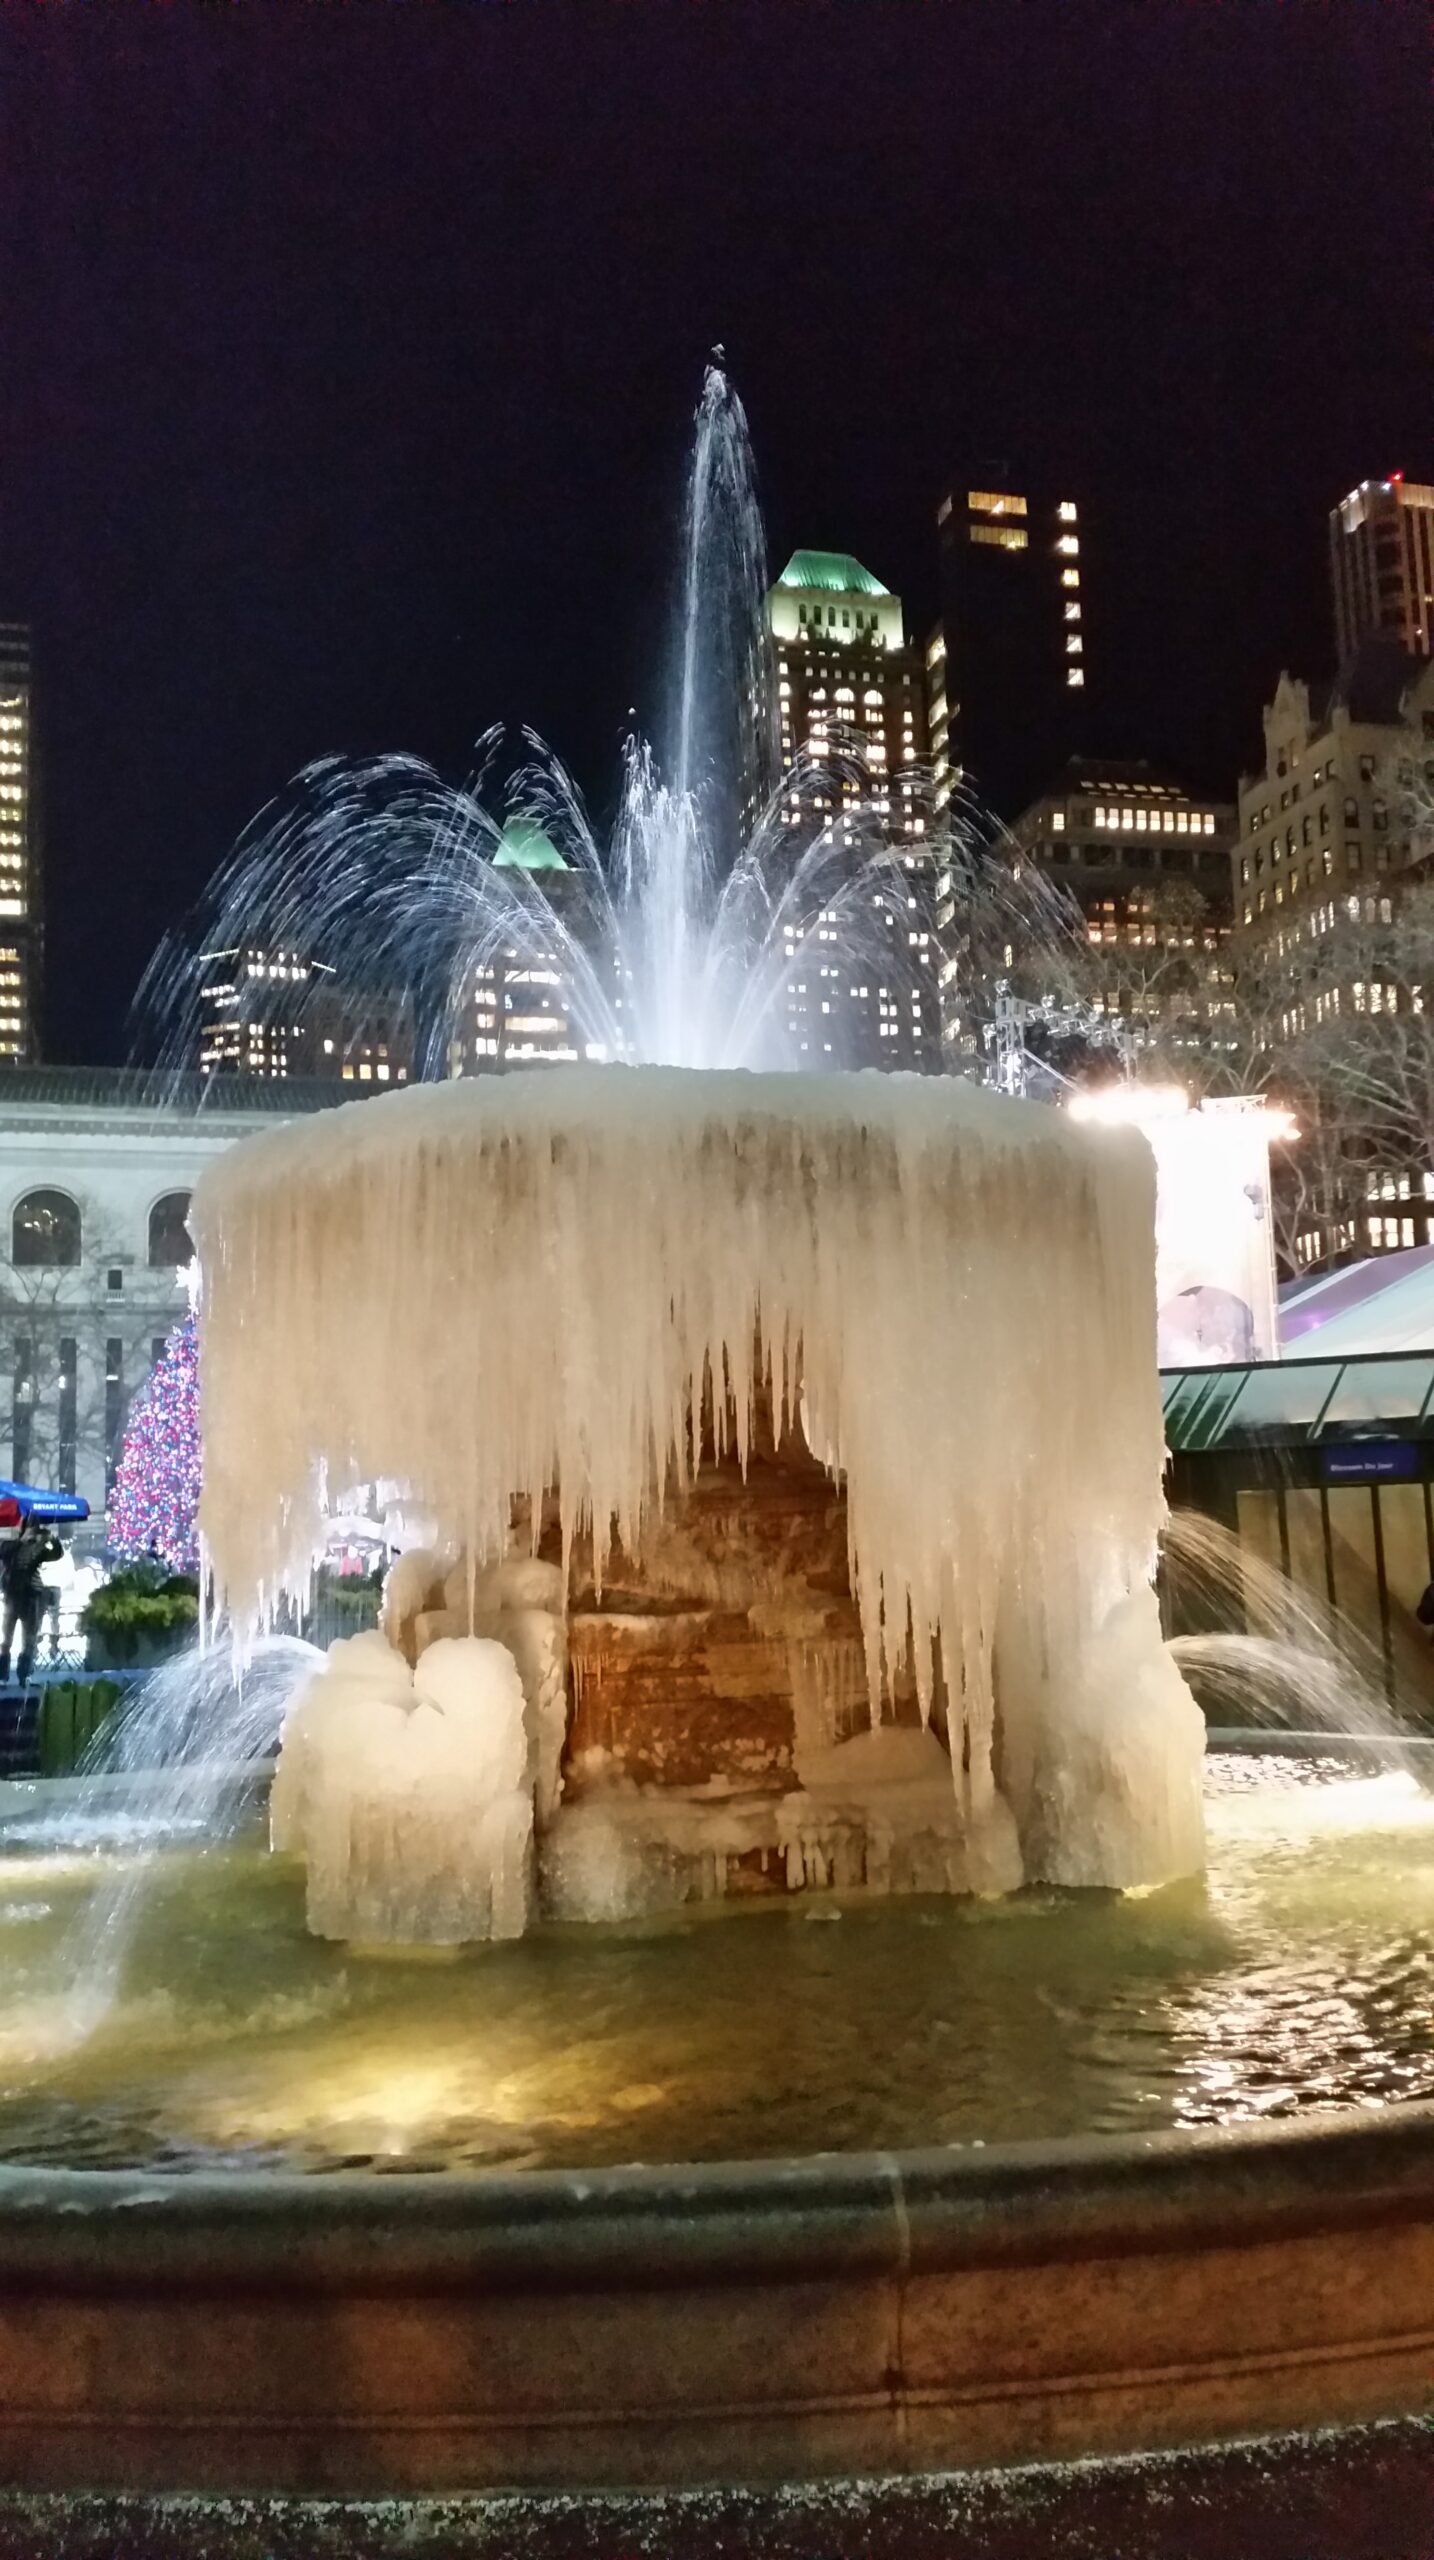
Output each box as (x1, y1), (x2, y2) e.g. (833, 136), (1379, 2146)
(775, 549), (890, 599)
(493, 817), (568, 873)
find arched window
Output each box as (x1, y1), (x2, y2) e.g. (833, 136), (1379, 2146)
(12, 1189), (81, 1268)
(147, 1191), (194, 1269)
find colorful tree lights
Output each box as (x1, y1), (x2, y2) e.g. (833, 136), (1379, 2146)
(108, 1314), (201, 1572)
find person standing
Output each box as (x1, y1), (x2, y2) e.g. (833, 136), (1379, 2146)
(0, 1519), (63, 1689)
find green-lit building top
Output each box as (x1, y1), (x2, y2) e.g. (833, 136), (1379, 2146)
(774, 549), (890, 599)
(492, 818), (569, 873)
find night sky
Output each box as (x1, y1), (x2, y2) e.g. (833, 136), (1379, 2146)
(3, 2), (1428, 1067)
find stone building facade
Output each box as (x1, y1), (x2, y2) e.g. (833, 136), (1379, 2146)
(0, 1070), (349, 1547)
(1232, 639), (1434, 961)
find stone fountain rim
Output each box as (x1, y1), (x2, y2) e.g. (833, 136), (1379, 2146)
(1, 2098), (1432, 2291)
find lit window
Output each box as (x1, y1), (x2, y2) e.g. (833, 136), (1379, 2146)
(1067, 667), (1084, 686)
(967, 490), (1028, 517)
(1057, 501), (1078, 523)
(1065, 634), (1083, 654)
(1064, 601), (1081, 622)
(1056, 534), (1079, 556)
(1052, 810), (1066, 831)
(969, 525), (1028, 551)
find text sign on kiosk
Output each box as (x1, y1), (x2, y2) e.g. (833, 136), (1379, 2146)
(1321, 1442), (1421, 1485)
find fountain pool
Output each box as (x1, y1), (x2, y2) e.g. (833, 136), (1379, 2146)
(0, 1754), (1432, 2175)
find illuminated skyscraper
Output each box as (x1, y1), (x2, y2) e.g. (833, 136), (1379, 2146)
(449, 819), (608, 1072)
(929, 478), (1092, 823)
(197, 947), (413, 1086)
(0, 622), (41, 1061)
(1330, 476), (1434, 664)
(764, 551), (937, 1070)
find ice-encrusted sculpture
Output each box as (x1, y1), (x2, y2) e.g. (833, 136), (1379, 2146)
(194, 1066), (1206, 1939)
(271, 1628), (534, 1942)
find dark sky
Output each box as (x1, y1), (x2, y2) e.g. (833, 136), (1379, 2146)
(3, 1), (1429, 1066)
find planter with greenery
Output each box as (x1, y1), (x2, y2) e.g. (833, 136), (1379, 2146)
(83, 1561), (200, 1670)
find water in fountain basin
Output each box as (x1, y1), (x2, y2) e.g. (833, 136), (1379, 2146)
(0, 1637), (321, 2057)
(0, 1754), (1432, 2172)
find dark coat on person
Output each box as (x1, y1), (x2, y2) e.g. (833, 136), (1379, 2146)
(0, 1526), (62, 1608)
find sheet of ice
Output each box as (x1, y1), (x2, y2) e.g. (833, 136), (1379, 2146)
(195, 1064), (1203, 1891)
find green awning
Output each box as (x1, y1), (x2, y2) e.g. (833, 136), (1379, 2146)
(1163, 1353), (1434, 1451)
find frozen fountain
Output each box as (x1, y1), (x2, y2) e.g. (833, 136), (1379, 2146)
(0, 371), (1431, 2550)
(195, 1066), (1205, 1942)
(149, 364), (1202, 1946)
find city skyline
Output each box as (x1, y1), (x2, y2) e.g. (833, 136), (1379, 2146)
(2, 3), (1428, 1065)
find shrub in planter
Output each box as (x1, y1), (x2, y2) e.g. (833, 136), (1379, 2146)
(83, 1561), (199, 1670)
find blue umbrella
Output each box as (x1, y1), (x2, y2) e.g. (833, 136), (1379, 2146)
(0, 1482), (90, 1527)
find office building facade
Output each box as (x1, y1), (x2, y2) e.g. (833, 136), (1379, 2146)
(0, 1070), (347, 1537)
(1233, 642), (1434, 1273)
(1330, 477), (1434, 664)
(1004, 759), (1235, 1062)
(765, 551), (938, 1070)
(197, 948), (413, 1087)
(0, 623), (41, 1062)
(929, 479), (1090, 823)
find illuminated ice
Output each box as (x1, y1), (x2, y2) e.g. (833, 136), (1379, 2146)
(272, 1628), (534, 1942)
(195, 1064), (1206, 1938)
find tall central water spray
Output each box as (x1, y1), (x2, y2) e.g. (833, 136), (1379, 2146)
(135, 366), (1084, 1086)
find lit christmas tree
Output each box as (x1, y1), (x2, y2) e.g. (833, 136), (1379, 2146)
(108, 1313), (201, 1572)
